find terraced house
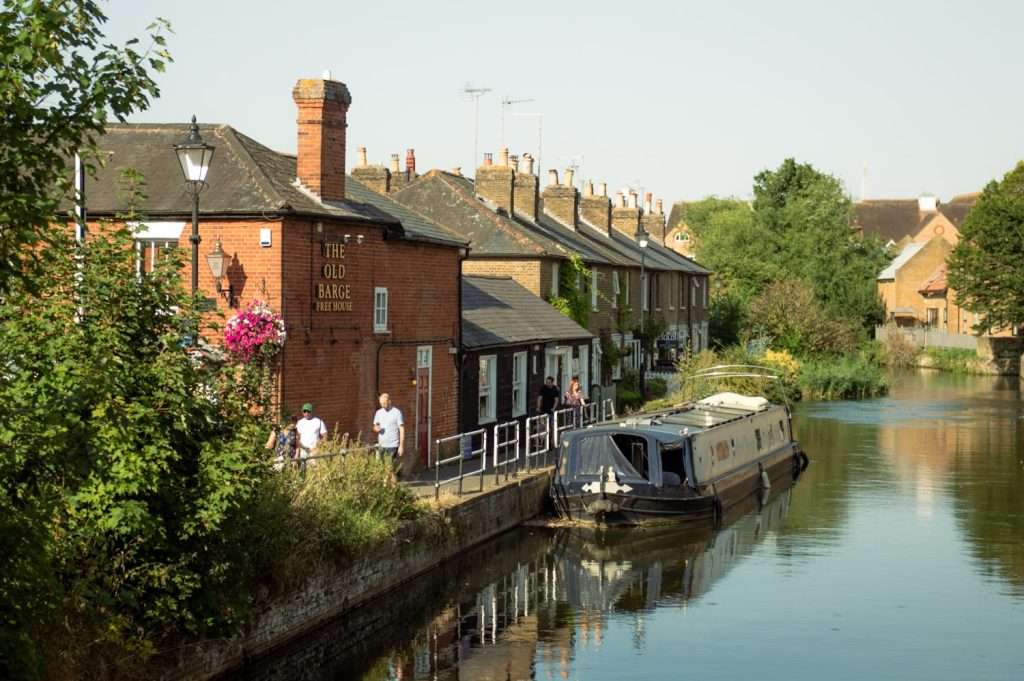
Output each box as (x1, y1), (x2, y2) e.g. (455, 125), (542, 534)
(354, 147), (711, 407)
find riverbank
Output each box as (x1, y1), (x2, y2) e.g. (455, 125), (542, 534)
(158, 468), (553, 681)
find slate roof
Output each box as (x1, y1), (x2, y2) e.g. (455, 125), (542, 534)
(854, 197), (976, 243)
(462, 275), (593, 349)
(77, 124), (464, 246)
(878, 242), (924, 280)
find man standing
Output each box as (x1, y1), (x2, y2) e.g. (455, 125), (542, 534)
(372, 393), (405, 476)
(295, 402), (327, 467)
(536, 376), (561, 415)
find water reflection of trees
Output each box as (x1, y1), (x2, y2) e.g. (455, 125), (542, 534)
(372, 488), (794, 681)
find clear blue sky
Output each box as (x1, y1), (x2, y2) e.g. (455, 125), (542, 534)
(106, 0), (1023, 204)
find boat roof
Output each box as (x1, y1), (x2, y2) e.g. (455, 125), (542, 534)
(564, 393), (777, 446)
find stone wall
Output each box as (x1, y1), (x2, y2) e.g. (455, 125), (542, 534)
(976, 336), (1023, 376)
(160, 470), (553, 680)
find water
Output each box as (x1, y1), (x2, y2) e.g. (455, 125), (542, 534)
(236, 371), (1024, 681)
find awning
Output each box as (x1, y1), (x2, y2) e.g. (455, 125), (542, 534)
(891, 307), (917, 317)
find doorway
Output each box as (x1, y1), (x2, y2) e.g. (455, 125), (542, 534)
(416, 346), (432, 465)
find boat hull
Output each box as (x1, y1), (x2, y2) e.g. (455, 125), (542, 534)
(556, 446), (804, 526)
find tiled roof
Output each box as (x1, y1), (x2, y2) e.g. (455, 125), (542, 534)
(919, 263), (948, 294)
(854, 196), (976, 242)
(462, 275), (593, 349)
(878, 242), (924, 280)
(78, 124), (464, 246)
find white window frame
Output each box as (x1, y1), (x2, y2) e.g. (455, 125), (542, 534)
(612, 271), (620, 308)
(591, 338), (602, 386)
(374, 287), (389, 333)
(512, 351), (527, 417)
(579, 345), (589, 396)
(551, 261), (560, 298)
(611, 333), (623, 380)
(591, 268), (599, 311)
(478, 354), (497, 423)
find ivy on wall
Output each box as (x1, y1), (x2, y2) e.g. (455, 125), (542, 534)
(547, 253), (591, 328)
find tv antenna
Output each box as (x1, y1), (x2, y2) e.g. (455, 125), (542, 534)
(462, 83), (492, 172)
(501, 96), (534, 146)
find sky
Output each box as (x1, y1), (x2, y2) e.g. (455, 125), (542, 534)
(104, 0), (1024, 206)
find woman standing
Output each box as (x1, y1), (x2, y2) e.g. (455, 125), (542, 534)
(564, 375), (588, 426)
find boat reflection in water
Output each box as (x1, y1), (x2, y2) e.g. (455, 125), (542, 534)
(371, 483), (794, 681)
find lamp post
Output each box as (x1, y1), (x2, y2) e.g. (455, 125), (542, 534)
(174, 116), (215, 296)
(634, 223), (649, 399)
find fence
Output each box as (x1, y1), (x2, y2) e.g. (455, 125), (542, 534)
(875, 325), (979, 351)
(430, 400), (620, 499)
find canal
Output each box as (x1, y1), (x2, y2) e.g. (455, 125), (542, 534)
(226, 371), (1024, 681)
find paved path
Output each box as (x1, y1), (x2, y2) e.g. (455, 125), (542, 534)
(402, 456), (555, 499)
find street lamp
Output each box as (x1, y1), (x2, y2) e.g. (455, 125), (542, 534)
(174, 115), (215, 296)
(634, 223), (650, 399)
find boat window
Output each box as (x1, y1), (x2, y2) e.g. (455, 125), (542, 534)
(572, 435), (646, 482)
(661, 446), (686, 486)
(611, 434), (649, 480)
(755, 428), (763, 450)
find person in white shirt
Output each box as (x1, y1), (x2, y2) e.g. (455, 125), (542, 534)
(372, 392), (405, 476)
(294, 402), (327, 467)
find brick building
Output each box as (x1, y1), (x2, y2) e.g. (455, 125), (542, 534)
(80, 75), (466, 462)
(378, 150), (711, 399)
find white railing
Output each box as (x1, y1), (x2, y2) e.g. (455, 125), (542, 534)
(524, 413), (551, 470)
(432, 428), (487, 499)
(493, 420), (520, 483)
(552, 407), (576, 445)
(580, 402), (599, 426)
(601, 398), (616, 422)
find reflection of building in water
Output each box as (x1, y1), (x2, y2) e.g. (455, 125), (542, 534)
(381, 488), (793, 680)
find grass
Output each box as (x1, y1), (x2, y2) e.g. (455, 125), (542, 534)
(798, 354), (888, 400)
(921, 347), (983, 374)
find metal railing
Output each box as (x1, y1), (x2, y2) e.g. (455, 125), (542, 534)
(432, 428), (487, 499)
(601, 398), (616, 422)
(580, 402), (599, 426)
(524, 413), (551, 470)
(493, 420), (520, 483)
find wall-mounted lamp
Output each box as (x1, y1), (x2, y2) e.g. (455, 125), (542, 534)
(343, 234), (351, 244)
(356, 234), (365, 245)
(410, 368), (417, 387)
(205, 238), (235, 306)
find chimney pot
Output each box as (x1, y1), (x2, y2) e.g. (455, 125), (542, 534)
(452, 166), (462, 176)
(405, 148), (416, 173)
(599, 182), (607, 197)
(509, 154), (519, 170)
(584, 180), (594, 197)
(548, 169), (559, 187)
(522, 153), (535, 175)
(357, 146), (368, 167)
(644, 192), (653, 213)
(628, 192), (638, 209)
(564, 168), (575, 188)
(656, 198), (663, 214)
(389, 154), (400, 173)
(483, 153), (493, 167)
(499, 147), (510, 167)
(617, 192), (626, 208)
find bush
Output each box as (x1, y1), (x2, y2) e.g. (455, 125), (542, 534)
(922, 347), (982, 374)
(708, 287), (749, 349)
(646, 377), (668, 399)
(748, 279), (861, 356)
(675, 346), (801, 404)
(618, 389), (643, 411)
(799, 354), (888, 400)
(881, 325), (920, 368)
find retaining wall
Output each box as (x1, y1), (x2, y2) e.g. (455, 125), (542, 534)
(160, 470), (553, 680)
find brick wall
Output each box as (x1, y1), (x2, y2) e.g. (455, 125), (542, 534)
(462, 258), (545, 298)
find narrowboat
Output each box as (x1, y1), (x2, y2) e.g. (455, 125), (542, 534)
(550, 392), (808, 525)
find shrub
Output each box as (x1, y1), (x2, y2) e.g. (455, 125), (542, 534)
(675, 346), (800, 404)
(799, 354), (888, 400)
(618, 389), (643, 411)
(881, 325), (920, 368)
(707, 287), (749, 349)
(646, 377), (668, 399)
(748, 279), (861, 356)
(922, 347), (982, 374)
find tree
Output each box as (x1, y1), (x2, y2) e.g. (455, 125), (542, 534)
(685, 197), (781, 297)
(0, 2), (171, 293)
(947, 161), (1024, 331)
(0, 213), (268, 677)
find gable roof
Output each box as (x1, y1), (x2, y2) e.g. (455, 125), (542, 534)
(878, 241), (924, 280)
(919, 263), (948, 294)
(462, 275), (593, 349)
(79, 124), (464, 246)
(854, 196), (976, 243)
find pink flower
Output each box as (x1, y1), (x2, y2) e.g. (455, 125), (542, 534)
(224, 300), (286, 361)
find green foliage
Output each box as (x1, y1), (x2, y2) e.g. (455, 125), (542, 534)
(675, 347), (801, 405)
(0, 2), (172, 293)
(798, 353), (888, 400)
(646, 378), (668, 399)
(748, 279), (861, 356)
(632, 316), (667, 365)
(879, 326), (920, 368)
(689, 160), (889, 335)
(548, 253), (591, 328)
(921, 347), (982, 374)
(599, 331), (629, 384)
(707, 286), (749, 349)
(947, 161), (1024, 330)
(0, 219), (267, 677)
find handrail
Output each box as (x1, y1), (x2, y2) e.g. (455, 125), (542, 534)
(493, 420), (520, 484)
(524, 413), (550, 471)
(432, 428), (487, 499)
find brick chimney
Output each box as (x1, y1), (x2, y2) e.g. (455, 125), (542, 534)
(390, 148), (418, 193)
(541, 167), (579, 228)
(640, 192), (666, 245)
(475, 148), (515, 214)
(293, 75), (352, 202)
(581, 180), (611, 232)
(612, 189), (641, 239)
(351, 145), (390, 194)
(513, 153), (538, 221)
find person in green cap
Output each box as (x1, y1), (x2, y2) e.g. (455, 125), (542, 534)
(295, 402), (327, 466)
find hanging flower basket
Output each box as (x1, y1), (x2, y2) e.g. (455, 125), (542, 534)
(224, 300), (286, 362)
